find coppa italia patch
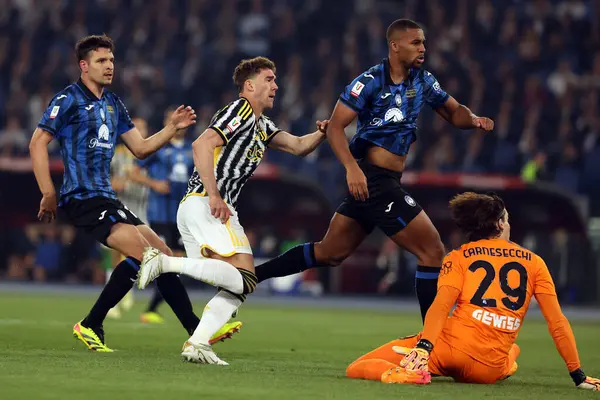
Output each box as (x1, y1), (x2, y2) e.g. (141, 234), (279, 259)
(351, 82), (365, 98)
(50, 106), (60, 119)
(226, 116), (241, 133)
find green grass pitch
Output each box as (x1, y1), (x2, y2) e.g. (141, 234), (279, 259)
(0, 291), (599, 399)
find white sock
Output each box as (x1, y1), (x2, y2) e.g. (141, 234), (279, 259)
(161, 255), (244, 294)
(189, 291), (242, 345)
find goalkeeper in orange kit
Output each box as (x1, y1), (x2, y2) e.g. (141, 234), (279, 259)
(346, 192), (600, 390)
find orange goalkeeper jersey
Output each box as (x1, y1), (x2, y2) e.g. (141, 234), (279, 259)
(434, 238), (562, 368)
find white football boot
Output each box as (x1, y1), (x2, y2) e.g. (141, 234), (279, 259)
(137, 247), (163, 289)
(181, 341), (229, 366)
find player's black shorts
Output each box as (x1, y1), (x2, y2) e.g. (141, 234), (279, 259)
(336, 161), (423, 237)
(60, 196), (144, 246)
(150, 222), (185, 252)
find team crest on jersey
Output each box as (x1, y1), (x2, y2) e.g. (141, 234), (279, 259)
(395, 94), (402, 107)
(226, 116), (242, 133)
(98, 124), (110, 141)
(441, 260), (452, 276)
(117, 210), (127, 219)
(404, 195), (416, 207)
(351, 81), (365, 98)
(384, 108), (404, 123)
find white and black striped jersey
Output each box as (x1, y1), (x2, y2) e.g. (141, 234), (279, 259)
(111, 144), (149, 223)
(185, 97), (281, 208)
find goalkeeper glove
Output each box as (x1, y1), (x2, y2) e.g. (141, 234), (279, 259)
(398, 339), (433, 372)
(571, 369), (600, 391)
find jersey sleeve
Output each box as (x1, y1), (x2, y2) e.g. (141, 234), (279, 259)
(422, 70), (450, 109)
(37, 93), (76, 137)
(536, 293), (581, 372)
(114, 95), (135, 136)
(422, 285), (461, 346)
(263, 115), (282, 144)
(209, 98), (253, 144)
(437, 251), (465, 291)
(339, 71), (377, 114)
(533, 256), (557, 296)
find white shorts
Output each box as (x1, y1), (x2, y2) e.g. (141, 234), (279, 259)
(177, 195), (252, 259)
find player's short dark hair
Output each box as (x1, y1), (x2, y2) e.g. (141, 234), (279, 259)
(75, 35), (114, 61)
(386, 19), (422, 41)
(449, 192), (506, 242)
(232, 57), (276, 93)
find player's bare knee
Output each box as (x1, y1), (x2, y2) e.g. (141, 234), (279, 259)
(418, 239), (445, 266)
(314, 241), (348, 266)
(328, 255), (347, 266)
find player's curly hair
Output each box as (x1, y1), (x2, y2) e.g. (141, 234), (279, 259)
(449, 192), (506, 242)
(232, 57), (276, 93)
(75, 34), (114, 61)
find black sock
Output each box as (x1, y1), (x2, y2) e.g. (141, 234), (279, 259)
(155, 273), (200, 336)
(146, 287), (164, 313)
(255, 243), (325, 283)
(415, 265), (441, 323)
(82, 257), (139, 328)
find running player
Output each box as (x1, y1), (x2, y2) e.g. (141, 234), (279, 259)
(346, 192), (600, 391)
(136, 56), (329, 364)
(29, 34), (200, 352)
(252, 19), (494, 322)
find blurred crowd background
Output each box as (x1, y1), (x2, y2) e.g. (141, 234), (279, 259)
(1, 0), (599, 304)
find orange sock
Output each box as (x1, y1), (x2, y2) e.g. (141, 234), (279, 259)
(346, 359), (397, 380)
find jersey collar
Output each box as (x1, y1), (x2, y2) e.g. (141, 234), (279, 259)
(76, 78), (104, 101)
(383, 58), (416, 87)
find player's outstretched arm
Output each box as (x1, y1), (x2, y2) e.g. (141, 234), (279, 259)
(121, 105), (196, 159)
(536, 293), (600, 390)
(434, 97), (494, 131)
(192, 129), (231, 224)
(267, 120), (328, 157)
(29, 128), (57, 223)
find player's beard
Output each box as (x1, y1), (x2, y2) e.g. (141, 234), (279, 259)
(99, 71), (113, 86)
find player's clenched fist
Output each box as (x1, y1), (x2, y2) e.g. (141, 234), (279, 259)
(472, 116), (494, 131)
(169, 105), (197, 130)
(316, 119), (330, 133)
